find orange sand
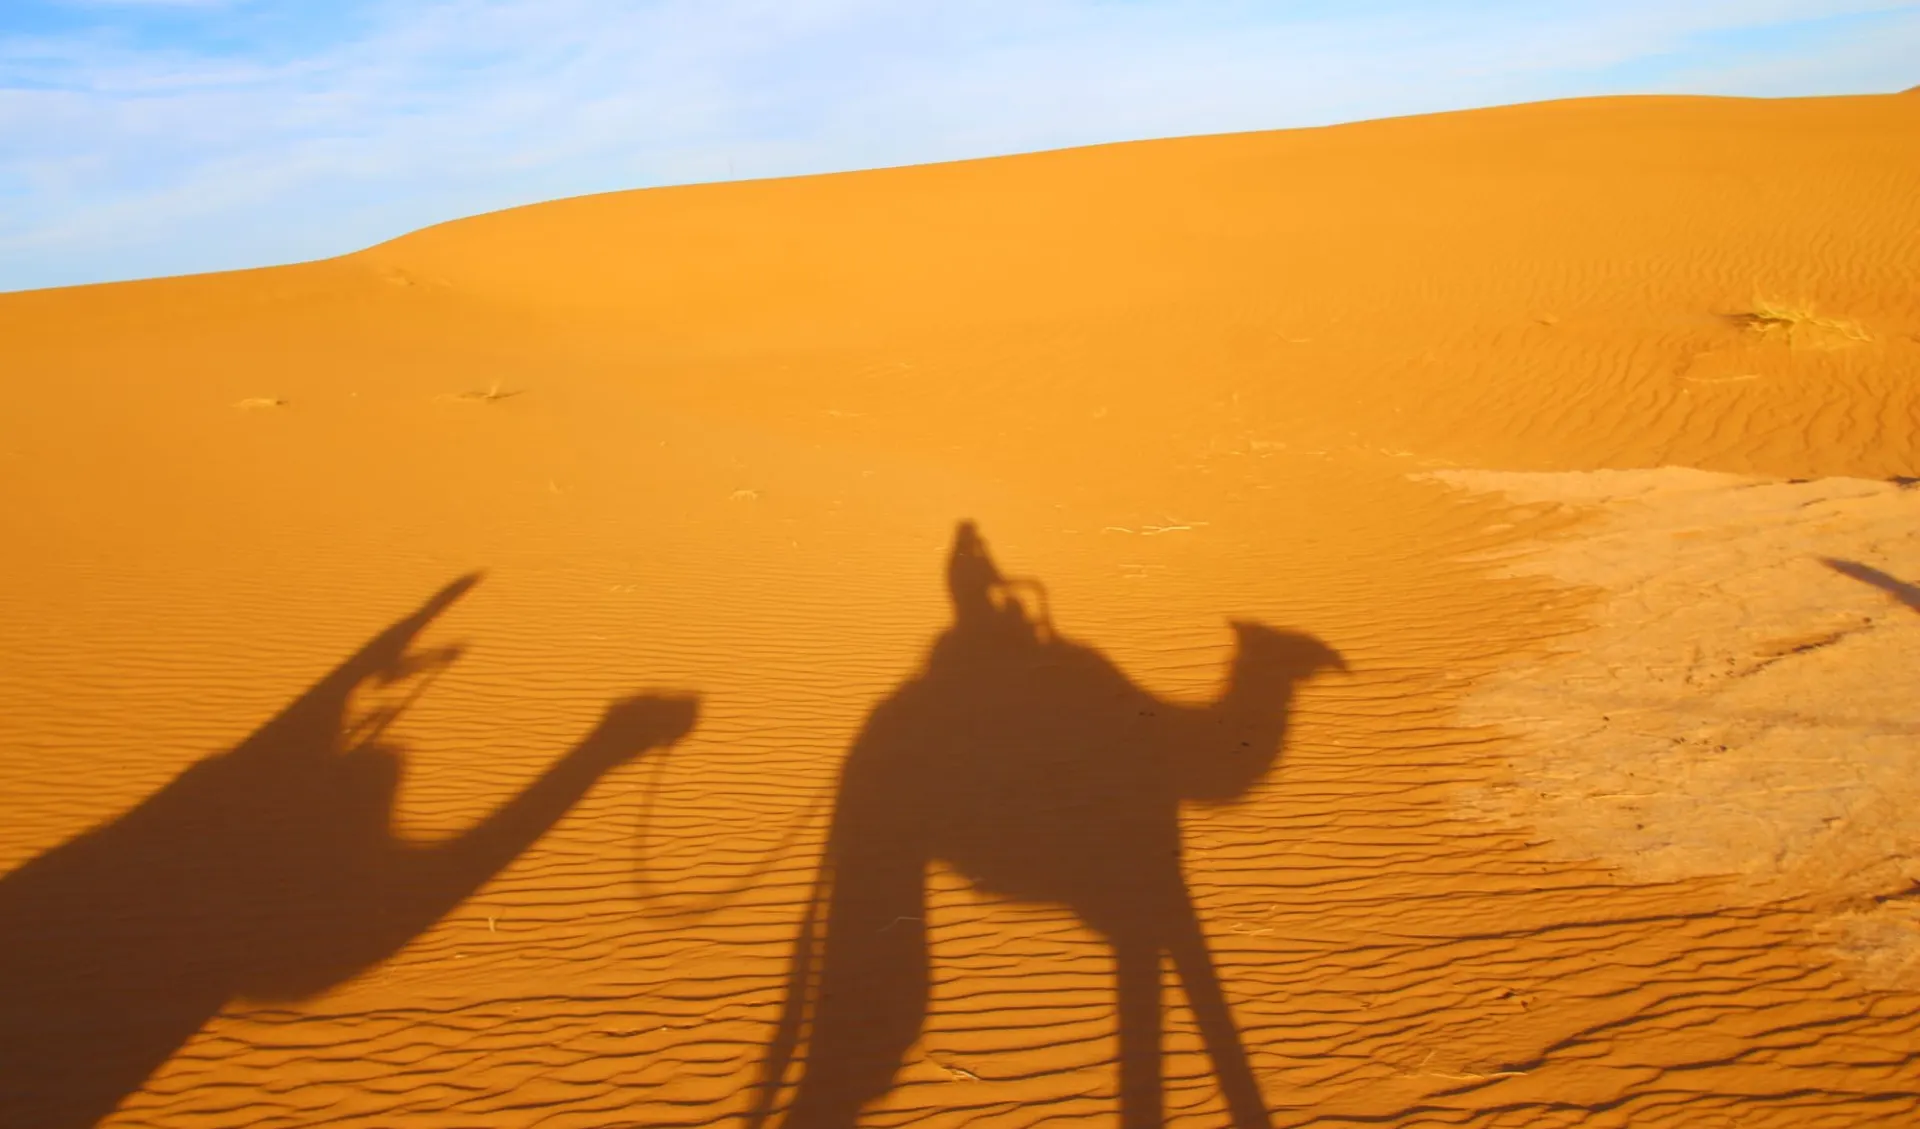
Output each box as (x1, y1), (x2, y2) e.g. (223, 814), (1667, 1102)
(2, 91), (1919, 1127)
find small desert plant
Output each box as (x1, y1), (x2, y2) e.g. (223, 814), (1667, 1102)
(1739, 296), (1871, 344)
(442, 379), (523, 403)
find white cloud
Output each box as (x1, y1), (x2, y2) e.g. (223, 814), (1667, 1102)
(2, 0), (1916, 290)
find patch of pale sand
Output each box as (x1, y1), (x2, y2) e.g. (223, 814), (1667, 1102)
(1431, 468), (1920, 980)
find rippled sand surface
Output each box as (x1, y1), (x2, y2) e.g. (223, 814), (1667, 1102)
(3, 90), (1918, 1127)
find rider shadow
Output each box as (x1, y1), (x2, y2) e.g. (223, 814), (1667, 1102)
(752, 522), (1344, 1129)
(0, 574), (698, 1129)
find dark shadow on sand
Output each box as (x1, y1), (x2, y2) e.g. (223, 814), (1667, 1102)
(0, 574), (698, 1128)
(749, 522), (1343, 1129)
(1824, 558), (1920, 614)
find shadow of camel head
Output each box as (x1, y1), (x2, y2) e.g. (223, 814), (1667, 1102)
(750, 520), (1344, 1129)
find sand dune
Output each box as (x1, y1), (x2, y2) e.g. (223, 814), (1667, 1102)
(2, 91), (1918, 1127)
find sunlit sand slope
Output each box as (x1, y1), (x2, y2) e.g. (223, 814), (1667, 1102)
(1, 91), (1917, 1128)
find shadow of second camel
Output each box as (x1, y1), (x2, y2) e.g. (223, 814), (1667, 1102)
(0, 574), (698, 1129)
(752, 522), (1344, 1129)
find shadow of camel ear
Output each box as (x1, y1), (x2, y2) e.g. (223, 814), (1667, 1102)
(1228, 621), (1347, 678)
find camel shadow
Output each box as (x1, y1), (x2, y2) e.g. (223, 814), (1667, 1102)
(750, 522), (1343, 1129)
(0, 573), (699, 1128)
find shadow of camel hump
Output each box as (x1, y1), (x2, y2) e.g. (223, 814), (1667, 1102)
(0, 574), (699, 1129)
(751, 521), (1343, 1129)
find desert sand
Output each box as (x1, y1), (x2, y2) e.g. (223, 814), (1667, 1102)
(2, 90), (1918, 1127)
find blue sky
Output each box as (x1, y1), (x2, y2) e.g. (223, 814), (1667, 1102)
(3, 1), (1917, 292)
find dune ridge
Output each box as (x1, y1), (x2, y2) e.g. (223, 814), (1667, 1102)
(2, 91), (1918, 1126)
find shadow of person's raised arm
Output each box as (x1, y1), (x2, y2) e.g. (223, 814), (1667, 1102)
(0, 574), (698, 1128)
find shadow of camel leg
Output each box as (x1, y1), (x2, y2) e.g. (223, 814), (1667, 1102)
(778, 848), (929, 1128)
(1165, 892), (1272, 1129)
(1114, 932), (1165, 1129)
